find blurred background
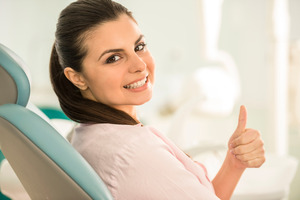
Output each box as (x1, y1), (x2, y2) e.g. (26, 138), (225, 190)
(0, 0), (299, 199)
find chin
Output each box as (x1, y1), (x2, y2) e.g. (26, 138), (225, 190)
(134, 94), (152, 105)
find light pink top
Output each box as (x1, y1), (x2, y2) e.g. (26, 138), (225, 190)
(71, 123), (219, 200)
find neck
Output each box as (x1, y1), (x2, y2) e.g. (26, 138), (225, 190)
(114, 105), (139, 123)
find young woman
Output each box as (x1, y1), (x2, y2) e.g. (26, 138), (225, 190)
(50, 0), (265, 199)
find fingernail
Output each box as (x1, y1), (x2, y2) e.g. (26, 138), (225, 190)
(230, 149), (234, 155)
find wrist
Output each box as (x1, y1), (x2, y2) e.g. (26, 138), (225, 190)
(212, 151), (246, 200)
(225, 150), (247, 172)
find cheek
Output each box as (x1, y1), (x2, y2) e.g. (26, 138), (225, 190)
(93, 73), (122, 93)
(85, 71), (117, 95)
(88, 77), (122, 104)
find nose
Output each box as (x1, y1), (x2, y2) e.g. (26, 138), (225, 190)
(128, 53), (146, 73)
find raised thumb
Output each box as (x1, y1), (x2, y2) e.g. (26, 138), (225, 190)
(235, 105), (247, 135)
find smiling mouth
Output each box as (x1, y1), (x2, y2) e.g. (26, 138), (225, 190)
(123, 76), (148, 89)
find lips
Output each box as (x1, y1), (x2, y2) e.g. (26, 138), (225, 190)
(123, 76), (148, 89)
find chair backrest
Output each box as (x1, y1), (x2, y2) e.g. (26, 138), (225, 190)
(0, 104), (112, 200)
(0, 43), (113, 200)
(0, 43), (30, 107)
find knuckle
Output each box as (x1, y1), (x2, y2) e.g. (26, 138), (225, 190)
(252, 130), (260, 138)
(261, 147), (265, 154)
(256, 138), (264, 147)
(232, 140), (238, 147)
(249, 129), (260, 137)
(256, 129), (261, 135)
(246, 129), (261, 141)
(260, 139), (264, 146)
(255, 131), (260, 137)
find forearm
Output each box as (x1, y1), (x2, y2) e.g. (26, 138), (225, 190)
(212, 151), (245, 200)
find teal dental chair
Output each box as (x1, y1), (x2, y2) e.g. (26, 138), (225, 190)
(0, 43), (113, 200)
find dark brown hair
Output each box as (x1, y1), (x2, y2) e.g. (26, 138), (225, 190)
(50, 0), (138, 125)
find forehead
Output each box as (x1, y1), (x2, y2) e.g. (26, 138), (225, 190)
(83, 14), (141, 53)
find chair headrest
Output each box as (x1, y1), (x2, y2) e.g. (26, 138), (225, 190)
(0, 43), (31, 107)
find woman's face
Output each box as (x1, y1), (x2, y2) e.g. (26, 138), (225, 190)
(79, 14), (155, 116)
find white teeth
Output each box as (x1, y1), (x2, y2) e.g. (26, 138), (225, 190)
(124, 77), (147, 89)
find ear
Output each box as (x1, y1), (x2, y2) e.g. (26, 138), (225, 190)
(64, 67), (88, 90)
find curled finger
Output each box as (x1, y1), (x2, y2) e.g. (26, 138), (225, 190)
(231, 137), (264, 155)
(235, 147), (265, 162)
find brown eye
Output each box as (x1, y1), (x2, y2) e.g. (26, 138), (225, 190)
(106, 55), (121, 64)
(135, 43), (146, 52)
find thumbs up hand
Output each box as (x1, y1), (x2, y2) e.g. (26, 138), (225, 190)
(227, 105), (265, 169)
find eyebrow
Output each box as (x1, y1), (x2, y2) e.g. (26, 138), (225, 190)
(98, 34), (144, 61)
